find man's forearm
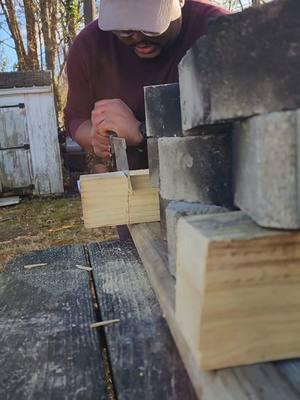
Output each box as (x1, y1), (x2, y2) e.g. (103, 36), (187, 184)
(74, 120), (93, 152)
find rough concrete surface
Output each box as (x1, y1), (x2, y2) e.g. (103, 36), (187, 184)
(179, 0), (300, 131)
(166, 202), (227, 277)
(144, 83), (183, 137)
(233, 109), (300, 228)
(147, 138), (159, 188)
(159, 136), (233, 207)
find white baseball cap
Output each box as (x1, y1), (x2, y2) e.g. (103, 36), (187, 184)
(99, 0), (183, 35)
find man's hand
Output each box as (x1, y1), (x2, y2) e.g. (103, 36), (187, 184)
(90, 99), (143, 160)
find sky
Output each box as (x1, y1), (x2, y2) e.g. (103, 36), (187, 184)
(0, 15), (16, 70)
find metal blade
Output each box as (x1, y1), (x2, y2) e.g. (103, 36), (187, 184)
(109, 136), (132, 192)
(111, 137), (129, 173)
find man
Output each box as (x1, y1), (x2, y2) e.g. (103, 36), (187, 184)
(64, 0), (226, 172)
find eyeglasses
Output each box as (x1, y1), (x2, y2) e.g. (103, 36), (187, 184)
(115, 30), (161, 38)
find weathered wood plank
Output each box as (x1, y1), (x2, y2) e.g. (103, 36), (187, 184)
(24, 90), (63, 195)
(0, 148), (33, 190)
(88, 240), (197, 400)
(129, 222), (300, 400)
(0, 246), (106, 400)
(0, 108), (29, 147)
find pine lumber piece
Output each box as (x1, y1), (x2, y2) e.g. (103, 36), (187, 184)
(80, 169), (159, 228)
(176, 211), (300, 371)
(129, 222), (300, 400)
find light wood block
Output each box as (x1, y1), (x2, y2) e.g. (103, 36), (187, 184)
(176, 211), (300, 371)
(80, 169), (160, 228)
(129, 223), (300, 400)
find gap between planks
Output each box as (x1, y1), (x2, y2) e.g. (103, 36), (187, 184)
(83, 245), (118, 400)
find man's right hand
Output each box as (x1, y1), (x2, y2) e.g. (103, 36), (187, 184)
(90, 99), (143, 161)
(89, 124), (111, 161)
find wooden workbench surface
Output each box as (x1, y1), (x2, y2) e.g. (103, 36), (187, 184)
(0, 241), (196, 399)
(129, 222), (300, 400)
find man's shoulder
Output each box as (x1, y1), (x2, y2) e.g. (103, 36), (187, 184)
(73, 20), (109, 49)
(184, 0), (228, 17)
(75, 20), (101, 42)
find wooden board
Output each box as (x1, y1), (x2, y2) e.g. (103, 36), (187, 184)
(88, 240), (197, 400)
(0, 246), (106, 400)
(129, 222), (300, 400)
(80, 169), (160, 228)
(176, 211), (300, 370)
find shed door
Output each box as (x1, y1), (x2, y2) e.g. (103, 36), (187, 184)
(0, 103), (33, 192)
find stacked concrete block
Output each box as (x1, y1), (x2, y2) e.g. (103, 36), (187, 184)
(179, 0), (300, 132)
(159, 136), (233, 206)
(145, 83), (183, 190)
(144, 83), (185, 237)
(159, 196), (170, 240)
(233, 109), (300, 229)
(144, 83), (183, 138)
(147, 138), (159, 188)
(144, 85), (233, 242)
(166, 202), (227, 277)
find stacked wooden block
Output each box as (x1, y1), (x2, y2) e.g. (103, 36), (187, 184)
(146, 0), (300, 371)
(80, 170), (160, 228)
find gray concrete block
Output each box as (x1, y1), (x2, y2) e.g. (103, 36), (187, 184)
(233, 109), (300, 229)
(147, 138), (159, 188)
(144, 83), (183, 137)
(159, 196), (170, 241)
(179, 0), (300, 132)
(166, 202), (227, 277)
(158, 136), (233, 207)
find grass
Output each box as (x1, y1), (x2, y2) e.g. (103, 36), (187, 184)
(0, 195), (117, 271)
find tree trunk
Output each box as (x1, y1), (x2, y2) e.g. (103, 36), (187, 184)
(40, 0), (52, 69)
(83, 0), (96, 26)
(0, 0), (28, 70)
(64, 0), (79, 48)
(23, 0), (39, 69)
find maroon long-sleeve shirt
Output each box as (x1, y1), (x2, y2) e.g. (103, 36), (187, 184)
(64, 0), (226, 169)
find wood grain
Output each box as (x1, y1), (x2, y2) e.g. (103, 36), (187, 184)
(176, 211), (300, 370)
(0, 246), (106, 400)
(81, 171), (129, 227)
(129, 222), (300, 400)
(88, 240), (197, 400)
(80, 169), (160, 228)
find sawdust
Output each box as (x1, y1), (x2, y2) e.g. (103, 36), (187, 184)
(0, 196), (117, 272)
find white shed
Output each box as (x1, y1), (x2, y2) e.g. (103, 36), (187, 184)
(0, 71), (64, 195)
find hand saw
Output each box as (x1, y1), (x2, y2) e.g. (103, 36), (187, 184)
(109, 134), (133, 192)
